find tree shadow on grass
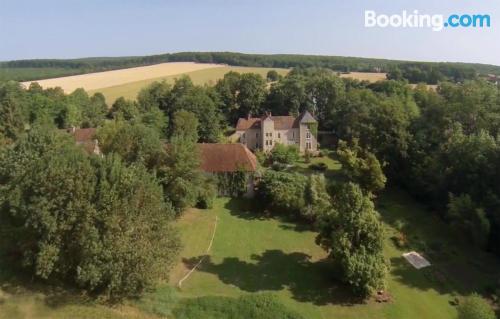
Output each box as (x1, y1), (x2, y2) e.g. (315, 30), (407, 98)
(379, 190), (500, 299)
(224, 198), (267, 221)
(183, 249), (364, 306)
(224, 198), (315, 233)
(0, 248), (97, 310)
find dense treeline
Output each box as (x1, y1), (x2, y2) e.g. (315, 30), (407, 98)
(387, 63), (478, 84)
(2, 51), (500, 83)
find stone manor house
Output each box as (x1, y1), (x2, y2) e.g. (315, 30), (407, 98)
(234, 111), (318, 153)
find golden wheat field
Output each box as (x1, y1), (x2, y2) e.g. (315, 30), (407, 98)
(21, 62), (224, 93)
(339, 71), (387, 82)
(89, 66), (289, 103)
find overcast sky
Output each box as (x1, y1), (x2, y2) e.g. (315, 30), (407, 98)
(1, 0), (498, 65)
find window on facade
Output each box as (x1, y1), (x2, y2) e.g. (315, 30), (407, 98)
(242, 133), (245, 138)
(278, 133), (281, 138)
(256, 133), (259, 138)
(306, 132), (311, 139)
(292, 132), (295, 138)
(269, 140), (272, 145)
(306, 142), (311, 150)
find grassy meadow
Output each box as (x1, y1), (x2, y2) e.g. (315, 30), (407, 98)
(169, 193), (499, 319)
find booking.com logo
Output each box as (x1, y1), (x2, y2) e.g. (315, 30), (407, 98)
(365, 10), (491, 31)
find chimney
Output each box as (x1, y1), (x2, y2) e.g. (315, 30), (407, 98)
(247, 113), (251, 120)
(71, 126), (76, 133)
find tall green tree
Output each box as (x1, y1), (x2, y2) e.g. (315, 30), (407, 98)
(0, 81), (28, 140)
(96, 121), (164, 169)
(316, 183), (388, 297)
(336, 139), (386, 196)
(160, 111), (203, 214)
(266, 70), (280, 82)
(109, 97), (140, 121)
(173, 87), (221, 142)
(82, 92), (107, 128)
(235, 73), (267, 119)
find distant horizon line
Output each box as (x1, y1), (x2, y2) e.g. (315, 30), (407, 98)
(2, 50), (499, 68)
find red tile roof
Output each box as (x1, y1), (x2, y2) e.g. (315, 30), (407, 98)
(65, 128), (97, 143)
(198, 143), (257, 173)
(235, 117), (262, 130)
(62, 128), (101, 155)
(236, 116), (297, 130)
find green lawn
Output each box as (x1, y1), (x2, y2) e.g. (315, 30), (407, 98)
(171, 190), (500, 319)
(89, 66), (289, 104)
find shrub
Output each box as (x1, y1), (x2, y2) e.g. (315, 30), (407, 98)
(270, 144), (300, 164)
(266, 70), (280, 82)
(254, 149), (269, 166)
(257, 170), (308, 216)
(258, 171), (331, 222)
(309, 162), (328, 171)
(457, 293), (496, 319)
(172, 294), (304, 319)
(197, 177), (217, 209)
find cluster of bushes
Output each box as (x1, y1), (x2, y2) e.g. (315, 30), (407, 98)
(269, 144), (300, 165)
(257, 162), (388, 298)
(257, 170), (330, 222)
(457, 293), (496, 319)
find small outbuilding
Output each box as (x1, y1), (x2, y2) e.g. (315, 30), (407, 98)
(197, 143), (258, 197)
